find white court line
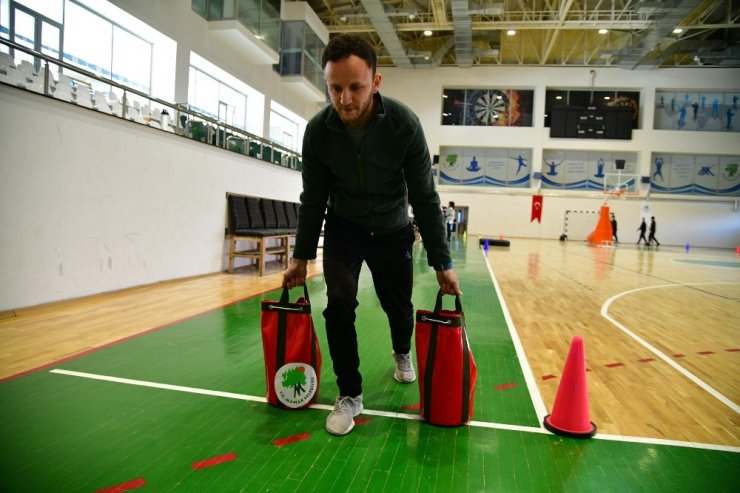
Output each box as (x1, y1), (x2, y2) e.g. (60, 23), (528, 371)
(601, 282), (740, 415)
(50, 369), (740, 453)
(481, 251), (549, 422)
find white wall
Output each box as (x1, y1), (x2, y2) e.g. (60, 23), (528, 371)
(380, 65), (740, 247)
(0, 87), (302, 310)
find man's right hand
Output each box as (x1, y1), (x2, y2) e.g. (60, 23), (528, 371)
(283, 259), (308, 288)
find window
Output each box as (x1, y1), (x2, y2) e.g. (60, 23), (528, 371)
(189, 52), (264, 135)
(7, 2), (62, 71)
(189, 66), (247, 130)
(269, 100), (305, 152)
(64, 1), (152, 94)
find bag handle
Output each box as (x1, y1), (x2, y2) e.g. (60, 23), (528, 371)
(433, 289), (462, 314)
(279, 284), (310, 304)
(275, 283), (312, 378)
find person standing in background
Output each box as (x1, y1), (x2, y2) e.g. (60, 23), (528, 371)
(637, 218), (648, 246)
(648, 216), (660, 246)
(445, 201), (456, 241)
(610, 213), (619, 244)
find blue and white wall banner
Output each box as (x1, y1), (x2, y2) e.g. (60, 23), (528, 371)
(651, 153), (740, 196)
(439, 147), (532, 187)
(541, 150), (638, 190)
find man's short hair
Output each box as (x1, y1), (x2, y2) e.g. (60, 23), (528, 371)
(322, 34), (377, 73)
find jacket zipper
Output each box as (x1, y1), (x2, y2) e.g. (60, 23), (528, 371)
(353, 135), (375, 232)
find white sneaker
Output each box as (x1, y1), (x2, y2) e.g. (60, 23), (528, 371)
(393, 351), (416, 383)
(326, 394), (364, 436)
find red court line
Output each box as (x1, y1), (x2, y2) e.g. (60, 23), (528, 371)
(402, 402), (420, 410)
(192, 452), (238, 470)
(674, 354), (686, 358)
(541, 374), (556, 381)
(638, 358), (656, 363)
(354, 417), (372, 425)
(273, 432), (311, 447)
(95, 478), (146, 492)
(495, 383), (517, 391)
(697, 351), (715, 355)
(605, 362), (624, 368)
(726, 348), (740, 352)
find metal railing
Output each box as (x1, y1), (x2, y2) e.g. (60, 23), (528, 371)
(0, 36), (302, 171)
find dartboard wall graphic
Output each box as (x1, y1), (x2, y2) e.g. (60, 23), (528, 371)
(466, 89), (509, 125)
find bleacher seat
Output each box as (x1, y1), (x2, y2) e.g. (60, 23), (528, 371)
(0, 64), (16, 85)
(14, 60), (35, 89)
(246, 196), (266, 229)
(27, 72), (45, 93)
(273, 199), (289, 229)
(228, 195), (251, 235)
(110, 100), (123, 117)
(261, 199), (280, 230)
(262, 145), (273, 163)
(285, 201), (298, 229)
(53, 73), (76, 103)
(75, 84), (94, 108)
(93, 90), (112, 114)
(0, 52), (15, 74)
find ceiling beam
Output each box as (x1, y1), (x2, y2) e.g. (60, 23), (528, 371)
(540, 0), (575, 64)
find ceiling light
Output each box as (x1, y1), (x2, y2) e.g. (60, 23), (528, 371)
(408, 13), (416, 20)
(507, 29), (516, 36)
(673, 28), (683, 34)
(598, 29), (608, 34)
(424, 30), (432, 36)
(339, 15), (347, 22)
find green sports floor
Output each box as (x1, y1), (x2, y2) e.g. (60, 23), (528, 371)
(1, 241), (738, 492)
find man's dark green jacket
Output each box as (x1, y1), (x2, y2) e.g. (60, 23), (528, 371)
(293, 93), (451, 267)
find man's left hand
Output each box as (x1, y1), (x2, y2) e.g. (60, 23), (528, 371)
(436, 269), (462, 296)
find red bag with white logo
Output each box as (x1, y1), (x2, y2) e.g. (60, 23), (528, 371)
(415, 291), (477, 426)
(261, 285), (322, 409)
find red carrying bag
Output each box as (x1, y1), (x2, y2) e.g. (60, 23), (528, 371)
(260, 285), (322, 409)
(415, 291), (477, 426)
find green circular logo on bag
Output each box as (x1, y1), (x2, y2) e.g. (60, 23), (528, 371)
(275, 363), (317, 408)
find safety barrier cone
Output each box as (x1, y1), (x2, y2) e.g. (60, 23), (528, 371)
(543, 335), (597, 438)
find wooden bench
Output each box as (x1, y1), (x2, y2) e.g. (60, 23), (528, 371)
(226, 194), (298, 275)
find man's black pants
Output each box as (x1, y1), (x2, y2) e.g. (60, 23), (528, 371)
(322, 213), (415, 398)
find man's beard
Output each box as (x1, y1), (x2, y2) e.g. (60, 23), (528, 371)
(334, 94), (373, 126)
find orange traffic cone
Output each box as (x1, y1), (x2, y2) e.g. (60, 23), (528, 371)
(543, 335), (597, 438)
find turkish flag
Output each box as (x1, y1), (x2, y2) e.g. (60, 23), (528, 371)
(531, 195), (543, 223)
